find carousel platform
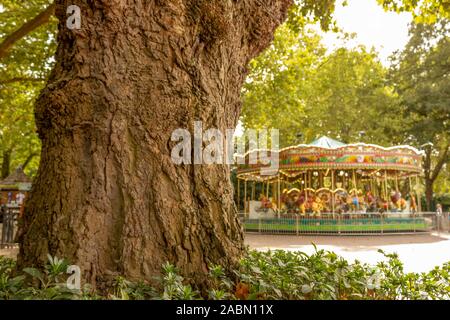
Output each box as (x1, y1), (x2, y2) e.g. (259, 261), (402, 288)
(241, 214), (431, 235)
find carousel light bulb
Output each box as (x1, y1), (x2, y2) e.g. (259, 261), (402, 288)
(339, 171), (344, 176)
(313, 172), (318, 176)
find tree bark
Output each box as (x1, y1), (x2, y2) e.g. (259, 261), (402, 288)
(18, 0), (292, 289)
(1, 149), (12, 179)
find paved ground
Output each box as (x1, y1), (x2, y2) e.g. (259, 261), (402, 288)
(245, 232), (450, 273)
(0, 247), (18, 259)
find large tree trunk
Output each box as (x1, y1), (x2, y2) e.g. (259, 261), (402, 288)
(18, 0), (292, 289)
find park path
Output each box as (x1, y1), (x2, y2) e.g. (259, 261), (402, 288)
(245, 233), (450, 273)
(0, 247), (18, 259)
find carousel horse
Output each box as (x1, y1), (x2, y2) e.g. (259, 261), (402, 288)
(351, 193), (360, 211)
(311, 197), (323, 217)
(390, 191), (401, 205)
(316, 190), (332, 213)
(390, 191), (406, 211)
(366, 192), (377, 212)
(345, 194), (355, 211)
(270, 198), (278, 211)
(299, 202), (306, 216)
(377, 198), (389, 213)
(357, 193), (365, 207)
(281, 189), (288, 203)
(397, 198), (407, 211)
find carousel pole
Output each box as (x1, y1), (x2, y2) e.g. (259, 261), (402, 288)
(244, 180), (248, 217)
(308, 171), (312, 190)
(277, 176), (281, 218)
(305, 172), (308, 202)
(409, 175), (414, 213)
(345, 171), (349, 189)
(384, 170), (389, 200)
(319, 170), (323, 188)
(352, 169), (357, 190)
(374, 176), (378, 197)
(331, 169), (335, 214)
(262, 180), (265, 198)
(373, 176), (377, 196)
(395, 174), (399, 192)
(416, 175), (422, 213)
(252, 181), (255, 201)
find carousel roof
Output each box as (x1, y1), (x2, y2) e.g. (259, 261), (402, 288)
(308, 136), (346, 149)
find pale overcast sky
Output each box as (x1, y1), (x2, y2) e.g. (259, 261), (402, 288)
(321, 0), (413, 65)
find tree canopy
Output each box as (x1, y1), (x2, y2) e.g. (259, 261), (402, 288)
(0, 0), (56, 177)
(241, 25), (402, 148)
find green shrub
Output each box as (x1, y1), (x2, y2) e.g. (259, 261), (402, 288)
(0, 248), (449, 300)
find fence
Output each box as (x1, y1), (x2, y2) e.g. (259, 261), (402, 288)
(239, 212), (450, 236)
(0, 205), (20, 249)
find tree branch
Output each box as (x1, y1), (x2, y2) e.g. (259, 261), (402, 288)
(22, 153), (38, 170)
(0, 3), (56, 60)
(0, 77), (46, 85)
(242, 0), (294, 60)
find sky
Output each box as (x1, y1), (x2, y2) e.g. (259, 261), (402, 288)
(321, 0), (413, 65)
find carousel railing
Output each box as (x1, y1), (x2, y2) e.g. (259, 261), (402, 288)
(239, 211), (449, 236)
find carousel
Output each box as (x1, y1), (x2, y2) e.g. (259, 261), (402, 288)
(235, 136), (428, 234)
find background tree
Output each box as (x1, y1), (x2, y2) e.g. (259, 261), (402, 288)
(389, 19), (450, 211)
(0, 82), (42, 178)
(241, 30), (402, 147)
(305, 45), (402, 145)
(241, 24), (326, 147)
(0, 0), (56, 178)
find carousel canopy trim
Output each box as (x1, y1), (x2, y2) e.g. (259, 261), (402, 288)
(236, 136), (424, 158)
(236, 136), (424, 179)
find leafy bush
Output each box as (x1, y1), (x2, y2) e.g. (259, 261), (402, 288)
(0, 248), (449, 300)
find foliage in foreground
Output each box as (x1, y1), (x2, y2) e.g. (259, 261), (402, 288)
(0, 248), (449, 300)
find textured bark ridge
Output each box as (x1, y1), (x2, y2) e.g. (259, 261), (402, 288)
(18, 0), (292, 288)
